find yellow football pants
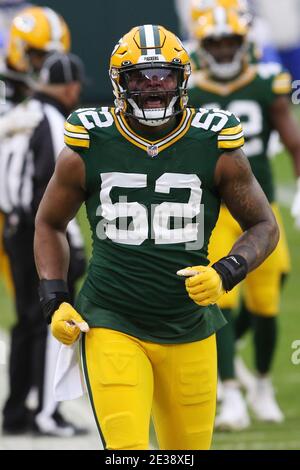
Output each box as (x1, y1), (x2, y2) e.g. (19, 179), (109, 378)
(81, 328), (217, 450)
(208, 204), (290, 316)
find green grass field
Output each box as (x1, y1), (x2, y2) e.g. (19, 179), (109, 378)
(0, 148), (299, 450)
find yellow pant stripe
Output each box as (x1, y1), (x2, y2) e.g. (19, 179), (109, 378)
(81, 334), (107, 449)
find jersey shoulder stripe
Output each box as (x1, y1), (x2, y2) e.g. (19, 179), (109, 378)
(64, 108), (99, 151)
(257, 62), (292, 95)
(218, 123), (243, 136)
(194, 108), (244, 150)
(217, 113), (244, 150)
(272, 72), (292, 95)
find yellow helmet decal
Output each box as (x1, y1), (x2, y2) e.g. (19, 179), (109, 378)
(7, 6), (71, 72)
(193, 7), (248, 40)
(110, 25), (190, 69)
(191, 0), (249, 22)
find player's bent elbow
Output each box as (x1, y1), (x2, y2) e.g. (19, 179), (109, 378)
(268, 217), (280, 255)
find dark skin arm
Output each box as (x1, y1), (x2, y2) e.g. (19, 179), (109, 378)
(34, 147), (86, 281)
(270, 95), (300, 177)
(215, 148), (279, 272)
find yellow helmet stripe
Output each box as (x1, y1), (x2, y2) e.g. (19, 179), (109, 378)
(44, 7), (63, 43)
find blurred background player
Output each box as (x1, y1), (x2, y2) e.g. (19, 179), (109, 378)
(0, 5), (71, 291)
(0, 0), (28, 59)
(0, 4), (71, 112)
(188, 5), (300, 429)
(175, 0), (300, 78)
(174, 0), (253, 52)
(188, 0), (259, 73)
(0, 6), (87, 436)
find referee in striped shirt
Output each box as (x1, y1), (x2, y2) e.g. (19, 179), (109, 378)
(1, 52), (87, 436)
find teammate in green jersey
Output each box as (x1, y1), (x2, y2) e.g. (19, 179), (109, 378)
(188, 7), (300, 429)
(34, 25), (278, 450)
(187, 0), (260, 74)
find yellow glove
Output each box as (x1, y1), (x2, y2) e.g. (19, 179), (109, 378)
(178, 266), (225, 307)
(51, 302), (90, 345)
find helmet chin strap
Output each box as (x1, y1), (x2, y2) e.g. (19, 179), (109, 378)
(128, 96), (177, 127)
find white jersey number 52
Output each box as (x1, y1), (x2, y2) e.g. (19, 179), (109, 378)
(97, 172), (202, 245)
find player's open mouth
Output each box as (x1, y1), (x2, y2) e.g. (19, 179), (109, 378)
(143, 95), (165, 108)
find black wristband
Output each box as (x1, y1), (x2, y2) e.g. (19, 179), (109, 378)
(212, 255), (248, 292)
(39, 279), (70, 324)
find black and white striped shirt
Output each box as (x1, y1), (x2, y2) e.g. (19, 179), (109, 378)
(0, 92), (68, 214)
(0, 92), (83, 247)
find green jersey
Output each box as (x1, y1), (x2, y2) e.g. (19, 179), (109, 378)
(188, 63), (292, 202)
(64, 106), (244, 343)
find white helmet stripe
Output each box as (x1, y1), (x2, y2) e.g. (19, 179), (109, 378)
(144, 24), (156, 55)
(44, 7), (63, 42)
(214, 6), (228, 27)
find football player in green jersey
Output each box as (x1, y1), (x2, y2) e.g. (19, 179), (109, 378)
(188, 7), (300, 429)
(34, 25), (278, 450)
(188, 0), (260, 73)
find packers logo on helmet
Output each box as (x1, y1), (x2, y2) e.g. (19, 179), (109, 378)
(193, 7), (249, 80)
(7, 6), (71, 73)
(110, 25), (191, 126)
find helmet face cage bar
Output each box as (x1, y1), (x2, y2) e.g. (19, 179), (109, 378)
(112, 63), (190, 124)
